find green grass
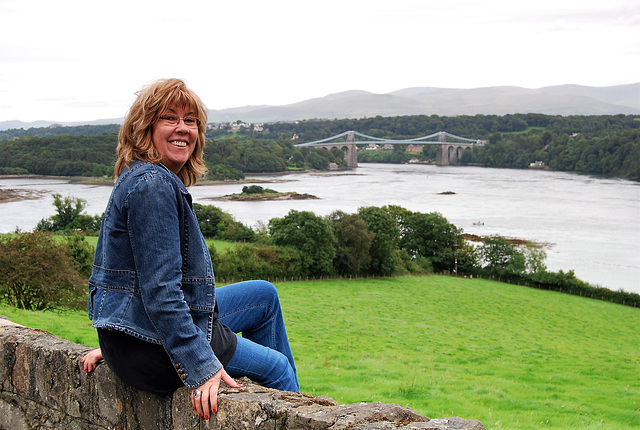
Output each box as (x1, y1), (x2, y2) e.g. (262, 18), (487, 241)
(277, 276), (640, 430)
(2, 276), (638, 429)
(0, 305), (98, 347)
(81, 236), (236, 253)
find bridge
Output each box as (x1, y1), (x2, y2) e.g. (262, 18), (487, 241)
(294, 131), (486, 168)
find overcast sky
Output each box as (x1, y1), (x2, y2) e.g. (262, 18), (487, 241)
(1, 0), (638, 122)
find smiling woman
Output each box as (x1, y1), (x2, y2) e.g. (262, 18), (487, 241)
(83, 79), (299, 422)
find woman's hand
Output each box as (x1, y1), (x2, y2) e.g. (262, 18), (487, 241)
(191, 368), (241, 420)
(80, 348), (103, 372)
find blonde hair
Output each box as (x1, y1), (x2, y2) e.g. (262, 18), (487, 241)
(115, 79), (208, 186)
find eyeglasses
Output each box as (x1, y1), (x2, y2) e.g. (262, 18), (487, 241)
(158, 114), (201, 129)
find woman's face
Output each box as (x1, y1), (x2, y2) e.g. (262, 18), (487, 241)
(151, 104), (198, 174)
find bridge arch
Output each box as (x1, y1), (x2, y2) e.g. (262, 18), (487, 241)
(319, 143), (357, 167)
(437, 144), (472, 166)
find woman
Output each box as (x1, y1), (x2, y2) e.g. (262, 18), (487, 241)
(83, 79), (298, 421)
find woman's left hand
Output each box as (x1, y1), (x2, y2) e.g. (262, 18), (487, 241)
(191, 367), (241, 420)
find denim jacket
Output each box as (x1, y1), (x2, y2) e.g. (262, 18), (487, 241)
(88, 161), (228, 388)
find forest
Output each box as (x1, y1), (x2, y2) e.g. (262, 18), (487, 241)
(0, 113), (638, 180)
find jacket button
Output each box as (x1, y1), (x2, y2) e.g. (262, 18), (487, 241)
(178, 369), (184, 374)
(174, 364), (180, 369)
(181, 374), (187, 380)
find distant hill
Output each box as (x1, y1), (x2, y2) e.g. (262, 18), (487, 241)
(1, 83), (638, 130)
(0, 117), (124, 132)
(208, 83), (640, 123)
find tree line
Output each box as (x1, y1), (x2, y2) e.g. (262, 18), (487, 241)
(3, 195), (637, 311)
(1, 113), (638, 180)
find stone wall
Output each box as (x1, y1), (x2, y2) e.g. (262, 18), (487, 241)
(0, 317), (485, 429)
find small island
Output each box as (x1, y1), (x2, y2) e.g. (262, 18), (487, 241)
(209, 185), (319, 202)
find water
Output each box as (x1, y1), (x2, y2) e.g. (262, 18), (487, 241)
(1, 164), (639, 294)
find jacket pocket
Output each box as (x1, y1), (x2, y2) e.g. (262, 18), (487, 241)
(181, 277), (216, 312)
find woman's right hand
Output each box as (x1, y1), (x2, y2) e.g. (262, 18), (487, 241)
(80, 348), (103, 372)
(191, 368), (241, 420)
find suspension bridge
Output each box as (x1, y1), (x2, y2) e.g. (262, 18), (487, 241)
(294, 130), (486, 168)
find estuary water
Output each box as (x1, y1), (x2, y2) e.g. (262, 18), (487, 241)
(1, 163), (639, 294)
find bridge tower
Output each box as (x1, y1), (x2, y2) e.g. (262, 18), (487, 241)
(344, 132), (357, 167)
(435, 133), (471, 166)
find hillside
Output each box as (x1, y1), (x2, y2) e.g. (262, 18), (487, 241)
(2, 83), (637, 130)
(207, 83), (640, 123)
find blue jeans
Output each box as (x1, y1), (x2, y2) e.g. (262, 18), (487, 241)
(217, 280), (299, 392)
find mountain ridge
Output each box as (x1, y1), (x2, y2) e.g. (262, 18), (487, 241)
(2, 83), (638, 130)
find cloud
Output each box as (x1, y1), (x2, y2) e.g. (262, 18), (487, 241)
(0, 0), (638, 122)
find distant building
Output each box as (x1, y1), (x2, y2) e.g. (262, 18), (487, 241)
(406, 144), (424, 152)
(529, 161), (546, 169)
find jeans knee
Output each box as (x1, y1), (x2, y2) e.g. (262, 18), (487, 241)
(261, 280), (278, 296)
(253, 280), (280, 306)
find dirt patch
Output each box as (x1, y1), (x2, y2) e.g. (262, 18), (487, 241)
(462, 233), (552, 248)
(0, 188), (46, 203)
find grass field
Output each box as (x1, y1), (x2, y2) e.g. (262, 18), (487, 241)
(1, 275), (638, 429)
(81, 236), (236, 253)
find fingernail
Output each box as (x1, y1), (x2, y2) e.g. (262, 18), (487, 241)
(198, 413), (202, 418)
(213, 408), (217, 414)
(205, 415), (209, 420)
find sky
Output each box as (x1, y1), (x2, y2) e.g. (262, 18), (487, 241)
(1, 0), (638, 123)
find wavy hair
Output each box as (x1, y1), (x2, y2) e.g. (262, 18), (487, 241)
(115, 79), (208, 186)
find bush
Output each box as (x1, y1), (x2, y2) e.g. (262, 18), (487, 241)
(211, 243), (304, 283)
(0, 232), (87, 310)
(242, 185), (277, 194)
(65, 233), (95, 278)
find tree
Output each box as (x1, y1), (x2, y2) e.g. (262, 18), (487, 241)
(357, 206), (401, 276)
(479, 236), (526, 276)
(0, 232), (86, 310)
(268, 210), (336, 278)
(522, 243), (547, 274)
(36, 193), (101, 234)
(193, 203), (225, 238)
(383, 206), (461, 273)
(328, 210), (373, 276)
(193, 203), (255, 241)
(399, 210), (462, 273)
